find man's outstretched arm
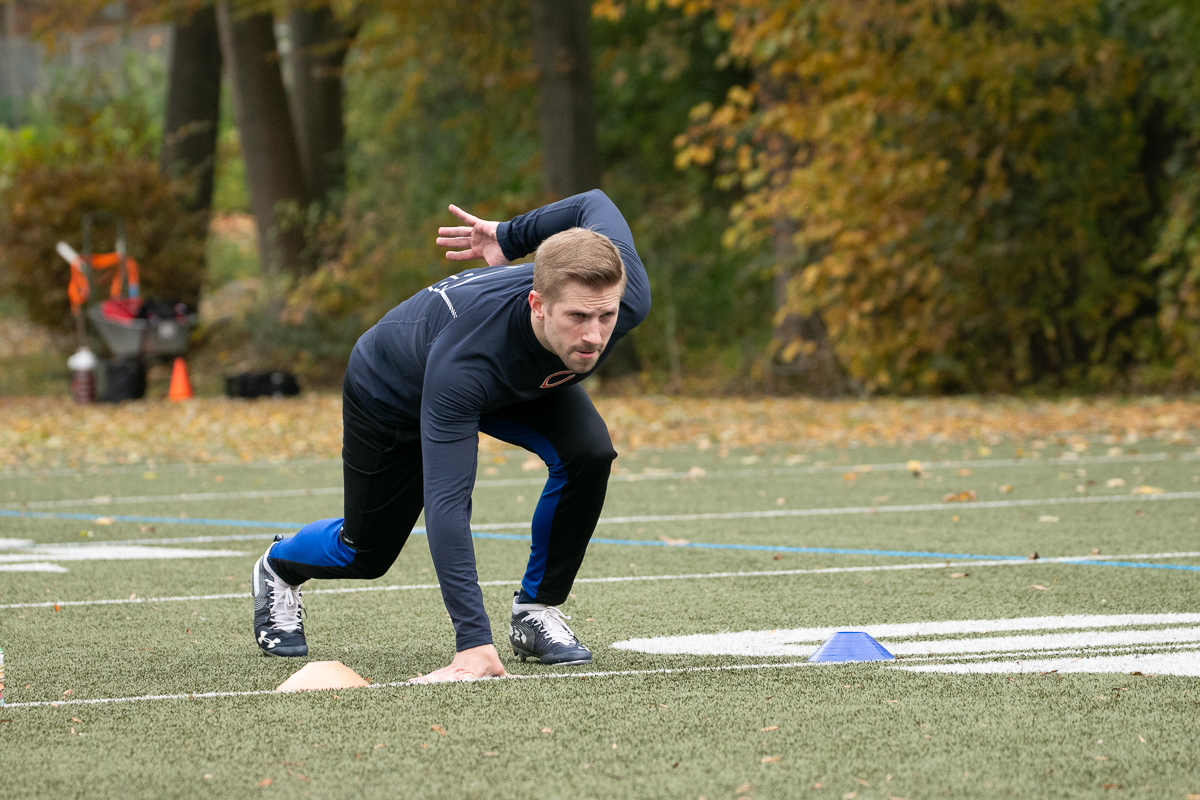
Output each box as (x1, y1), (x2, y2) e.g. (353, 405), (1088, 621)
(436, 191), (651, 332)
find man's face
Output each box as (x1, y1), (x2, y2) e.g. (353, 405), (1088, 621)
(529, 281), (622, 374)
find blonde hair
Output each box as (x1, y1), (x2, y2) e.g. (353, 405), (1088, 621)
(533, 228), (626, 306)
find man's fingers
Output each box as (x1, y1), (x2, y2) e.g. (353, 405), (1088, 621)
(447, 204), (480, 225)
(444, 250), (476, 261)
(435, 236), (472, 248)
(437, 226), (473, 237)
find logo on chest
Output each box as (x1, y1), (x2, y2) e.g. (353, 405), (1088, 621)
(540, 370), (576, 389)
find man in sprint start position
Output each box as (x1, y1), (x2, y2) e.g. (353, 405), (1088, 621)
(251, 190), (650, 683)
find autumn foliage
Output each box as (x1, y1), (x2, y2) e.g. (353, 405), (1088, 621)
(676, 0), (1200, 392)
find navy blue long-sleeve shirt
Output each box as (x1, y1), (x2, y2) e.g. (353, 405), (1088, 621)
(344, 190), (650, 650)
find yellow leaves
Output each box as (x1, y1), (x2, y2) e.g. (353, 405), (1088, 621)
(726, 85), (755, 109)
(674, 142), (714, 170)
(942, 490), (977, 503)
(1106, 477), (1126, 488)
(429, 724), (447, 736)
(1131, 485), (1164, 495)
(591, 0), (626, 23)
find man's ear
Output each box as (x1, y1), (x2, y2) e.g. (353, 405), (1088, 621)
(528, 289), (546, 321)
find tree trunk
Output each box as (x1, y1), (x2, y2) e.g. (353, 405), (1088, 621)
(286, 3), (355, 203)
(770, 220), (844, 396)
(160, 3), (222, 214)
(531, 0), (599, 198)
(532, 0), (639, 379)
(216, 1), (310, 276)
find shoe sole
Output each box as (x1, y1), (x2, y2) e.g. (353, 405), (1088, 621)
(260, 647), (309, 658)
(513, 647), (592, 666)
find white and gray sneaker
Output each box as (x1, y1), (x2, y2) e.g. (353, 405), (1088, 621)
(510, 592), (592, 665)
(252, 536), (308, 657)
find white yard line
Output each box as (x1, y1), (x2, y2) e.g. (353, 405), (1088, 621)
(0, 562), (69, 573)
(2, 551), (1196, 612)
(1, 661), (822, 709)
(0, 457), (342, 481)
(6, 449), (1198, 510)
(7, 637), (1200, 709)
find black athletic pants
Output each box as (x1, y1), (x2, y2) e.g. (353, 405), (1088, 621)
(269, 382), (615, 607)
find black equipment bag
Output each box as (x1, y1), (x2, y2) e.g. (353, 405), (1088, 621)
(101, 358), (147, 402)
(224, 371), (301, 399)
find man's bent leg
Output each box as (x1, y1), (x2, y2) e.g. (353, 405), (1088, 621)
(253, 386), (424, 656)
(268, 387), (424, 586)
(480, 383), (614, 606)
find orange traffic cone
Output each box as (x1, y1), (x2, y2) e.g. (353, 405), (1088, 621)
(168, 357), (193, 401)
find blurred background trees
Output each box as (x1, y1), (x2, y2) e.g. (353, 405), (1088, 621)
(1, 0), (1198, 395)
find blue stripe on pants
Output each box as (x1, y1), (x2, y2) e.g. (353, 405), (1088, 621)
(479, 418), (566, 600)
(269, 517), (355, 571)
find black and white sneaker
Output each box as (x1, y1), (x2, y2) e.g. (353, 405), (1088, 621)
(510, 593), (592, 666)
(252, 536), (308, 657)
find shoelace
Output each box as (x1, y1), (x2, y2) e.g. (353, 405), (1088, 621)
(266, 576), (304, 633)
(524, 605), (577, 646)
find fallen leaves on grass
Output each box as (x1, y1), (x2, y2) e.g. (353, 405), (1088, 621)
(854, 777), (871, 786)
(429, 725), (447, 736)
(94, 516), (114, 525)
(760, 726), (778, 732)
(949, 573), (969, 578)
(1106, 477), (1126, 488)
(4, 395), (1199, 468)
(658, 535), (689, 547)
(257, 778), (272, 787)
(999, 484), (1013, 493)
(1039, 515), (1060, 522)
(1031, 585), (1051, 591)
(1131, 485), (1165, 495)
(906, 460), (923, 476)
(942, 490), (977, 502)
(541, 728), (553, 733)
(760, 756), (780, 763)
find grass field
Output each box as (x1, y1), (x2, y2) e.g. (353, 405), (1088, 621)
(2, 405), (1200, 799)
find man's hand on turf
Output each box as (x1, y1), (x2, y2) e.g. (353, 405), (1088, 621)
(410, 643), (508, 684)
(436, 205), (510, 266)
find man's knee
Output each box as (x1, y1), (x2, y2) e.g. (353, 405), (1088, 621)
(565, 436), (617, 472)
(350, 559), (392, 581)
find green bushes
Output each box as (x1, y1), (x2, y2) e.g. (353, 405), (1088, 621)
(0, 62), (203, 337)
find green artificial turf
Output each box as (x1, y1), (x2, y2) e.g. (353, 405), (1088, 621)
(2, 440), (1199, 799)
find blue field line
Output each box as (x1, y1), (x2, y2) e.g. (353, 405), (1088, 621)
(585, 536), (1022, 561)
(1066, 559), (1200, 572)
(4, 508), (1199, 571)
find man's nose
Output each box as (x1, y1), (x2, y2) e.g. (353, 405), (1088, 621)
(581, 321), (602, 344)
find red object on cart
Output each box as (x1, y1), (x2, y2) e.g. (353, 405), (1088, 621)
(67, 251), (141, 317)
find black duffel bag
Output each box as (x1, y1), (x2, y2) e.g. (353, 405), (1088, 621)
(224, 371), (301, 399)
